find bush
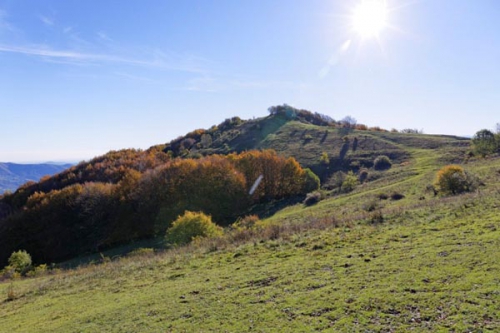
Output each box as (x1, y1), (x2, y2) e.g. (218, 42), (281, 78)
(363, 198), (380, 212)
(434, 165), (478, 195)
(359, 168), (369, 183)
(7, 250), (32, 274)
(390, 192), (405, 201)
(303, 168), (320, 193)
(377, 193), (389, 200)
(369, 210), (384, 224)
(323, 171), (346, 190)
(127, 248), (155, 257)
(166, 211), (224, 246)
(373, 155), (392, 170)
(304, 191), (322, 206)
(232, 215), (260, 230)
(341, 171), (359, 193)
(26, 264), (48, 278)
(319, 152), (330, 165)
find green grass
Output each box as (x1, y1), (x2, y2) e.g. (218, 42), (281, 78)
(1, 188), (499, 332)
(1, 134), (499, 332)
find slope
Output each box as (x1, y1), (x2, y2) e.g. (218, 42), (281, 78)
(1, 149), (499, 332)
(0, 106), (471, 266)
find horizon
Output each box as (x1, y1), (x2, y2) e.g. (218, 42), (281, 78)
(1, 1), (499, 163)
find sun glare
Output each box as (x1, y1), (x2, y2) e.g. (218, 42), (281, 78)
(352, 0), (388, 39)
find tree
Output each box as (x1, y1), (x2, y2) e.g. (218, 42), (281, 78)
(341, 116), (357, 128)
(472, 129), (496, 157)
(401, 128), (424, 134)
(340, 116), (357, 135)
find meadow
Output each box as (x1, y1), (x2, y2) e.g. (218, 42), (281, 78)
(1, 135), (499, 332)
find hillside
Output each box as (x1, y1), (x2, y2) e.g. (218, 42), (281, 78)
(0, 106), (473, 267)
(1, 131), (499, 332)
(0, 162), (72, 194)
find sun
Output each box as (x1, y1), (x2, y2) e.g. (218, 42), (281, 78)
(352, 0), (388, 39)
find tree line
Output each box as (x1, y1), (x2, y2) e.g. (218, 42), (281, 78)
(0, 150), (318, 266)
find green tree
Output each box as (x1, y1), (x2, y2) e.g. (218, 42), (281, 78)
(472, 129), (497, 157)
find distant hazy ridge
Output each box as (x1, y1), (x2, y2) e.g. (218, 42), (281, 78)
(0, 163), (72, 194)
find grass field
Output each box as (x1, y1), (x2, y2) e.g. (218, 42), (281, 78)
(1, 134), (499, 332)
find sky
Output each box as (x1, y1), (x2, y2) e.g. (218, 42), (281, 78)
(1, 0), (499, 163)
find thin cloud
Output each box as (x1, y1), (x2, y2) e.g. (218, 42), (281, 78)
(186, 74), (298, 93)
(0, 9), (16, 33)
(0, 43), (209, 74)
(39, 15), (54, 26)
(97, 31), (113, 42)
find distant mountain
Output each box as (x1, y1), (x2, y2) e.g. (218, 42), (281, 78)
(0, 162), (72, 194)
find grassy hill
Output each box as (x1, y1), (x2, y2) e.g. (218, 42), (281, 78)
(0, 107), (471, 266)
(1, 107), (498, 331)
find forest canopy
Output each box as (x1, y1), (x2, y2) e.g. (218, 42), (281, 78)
(0, 149), (316, 265)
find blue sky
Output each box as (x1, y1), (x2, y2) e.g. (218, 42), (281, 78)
(1, 0), (499, 162)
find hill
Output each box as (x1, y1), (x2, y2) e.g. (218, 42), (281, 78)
(0, 106), (473, 266)
(0, 162), (72, 194)
(1, 131), (499, 331)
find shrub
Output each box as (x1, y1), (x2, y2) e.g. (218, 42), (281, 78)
(390, 192), (405, 201)
(341, 171), (359, 193)
(7, 250), (32, 274)
(304, 191), (322, 206)
(363, 198), (380, 212)
(26, 264), (48, 278)
(377, 193), (389, 200)
(127, 248), (155, 257)
(369, 210), (384, 224)
(303, 168), (320, 193)
(232, 215), (260, 230)
(319, 152), (330, 165)
(166, 211), (224, 246)
(373, 155), (392, 170)
(359, 168), (369, 183)
(323, 171), (346, 190)
(434, 165), (478, 195)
